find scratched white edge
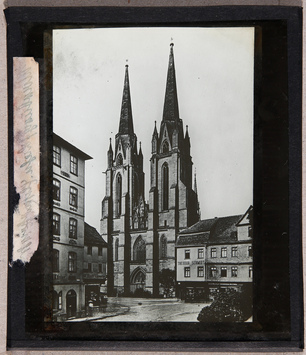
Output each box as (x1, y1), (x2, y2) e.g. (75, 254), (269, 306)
(12, 57), (40, 265)
(0, 2), (305, 355)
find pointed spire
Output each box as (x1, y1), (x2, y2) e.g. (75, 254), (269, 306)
(194, 168), (198, 195)
(118, 65), (134, 135)
(162, 43), (179, 122)
(107, 138), (113, 168)
(139, 141), (143, 156)
(153, 120), (158, 137)
(108, 138), (113, 152)
(185, 125), (190, 139)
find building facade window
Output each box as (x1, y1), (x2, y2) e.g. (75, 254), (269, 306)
(70, 155), (78, 175)
(162, 163), (169, 210)
(210, 267), (217, 277)
(211, 248), (217, 258)
(185, 249), (190, 259)
(87, 246), (92, 255)
(69, 187), (78, 207)
(249, 266), (253, 278)
(221, 267), (227, 277)
(58, 291), (62, 310)
(53, 145), (61, 166)
(198, 248), (204, 259)
(99, 264), (102, 273)
(88, 263), (92, 272)
(114, 238), (119, 261)
(197, 266), (204, 277)
(184, 267), (190, 277)
(248, 226), (253, 237)
(98, 246), (102, 256)
(248, 245), (253, 257)
(52, 213), (60, 235)
(69, 218), (77, 239)
(53, 249), (59, 272)
(160, 235), (167, 259)
(115, 174), (122, 216)
(231, 246), (238, 257)
(133, 236), (146, 263)
(53, 179), (61, 201)
(68, 252), (77, 272)
(231, 266), (238, 277)
(221, 247), (227, 258)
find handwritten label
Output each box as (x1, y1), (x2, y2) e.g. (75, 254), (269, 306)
(13, 57), (40, 263)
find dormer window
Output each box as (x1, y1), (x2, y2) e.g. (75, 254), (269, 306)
(162, 140), (169, 153)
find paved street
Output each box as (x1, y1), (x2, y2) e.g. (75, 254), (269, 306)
(93, 297), (210, 322)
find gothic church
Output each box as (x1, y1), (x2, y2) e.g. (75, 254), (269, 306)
(100, 44), (200, 297)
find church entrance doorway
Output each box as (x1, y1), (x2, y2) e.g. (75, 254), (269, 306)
(66, 289), (77, 318)
(130, 268), (146, 294)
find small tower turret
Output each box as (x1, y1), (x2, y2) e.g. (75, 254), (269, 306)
(107, 138), (113, 168)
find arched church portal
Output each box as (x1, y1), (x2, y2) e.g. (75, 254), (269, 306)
(130, 267), (146, 293)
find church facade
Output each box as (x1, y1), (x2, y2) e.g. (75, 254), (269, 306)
(100, 44), (200, 297)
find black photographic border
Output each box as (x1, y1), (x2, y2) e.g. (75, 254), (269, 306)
(5, 5), (303, 351)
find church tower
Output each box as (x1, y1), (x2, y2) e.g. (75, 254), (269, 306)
(148, 43), (200, 296)
(101, 65), (145, 296)
(101, 45), (200, 297)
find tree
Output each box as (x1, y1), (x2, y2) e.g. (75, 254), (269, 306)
(159, 268), (176, 298)
(197, 286), (252, 322)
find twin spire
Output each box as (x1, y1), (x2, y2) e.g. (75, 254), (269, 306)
(118, 64), (134, 135)
(118, 43), (180, 137)
(162, 43), (180, 122)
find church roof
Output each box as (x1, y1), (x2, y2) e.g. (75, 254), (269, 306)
(118, 65), (134, 135)
(84, 222), (107, 246)
(177, 214), (243, 246)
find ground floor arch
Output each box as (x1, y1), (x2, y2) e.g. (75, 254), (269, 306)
(130, 267), (146, 293)
(66, 289), (77, 318)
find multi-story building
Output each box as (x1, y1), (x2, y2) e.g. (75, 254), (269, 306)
(83, 222), (107, 306)
(176, 206), (253, 301)
(52, 133), (92, 319)
(100, 43), (200, 297)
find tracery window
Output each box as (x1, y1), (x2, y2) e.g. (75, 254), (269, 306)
(116, 154), (123, 166)
(114, 238), (119, 261)
(160, 235), (167, 259)
(133, 236), (146, 263)
(116, 174), (122, 216)
(162, 163), (169, 210)
(162, 140), (169, 153)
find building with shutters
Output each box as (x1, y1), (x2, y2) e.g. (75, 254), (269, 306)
(100, 43), (200, 297)
(176, 206), (253, 301)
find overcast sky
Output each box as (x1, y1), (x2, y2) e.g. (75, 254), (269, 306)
(53, 27), (254, 232)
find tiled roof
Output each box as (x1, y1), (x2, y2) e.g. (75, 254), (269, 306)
(84, 222), (107, 246)
(180, 218), (217, 235)
(176, 232), (210, 246)
(209, 215), (242, 244)
(177, 214), (243, 246)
